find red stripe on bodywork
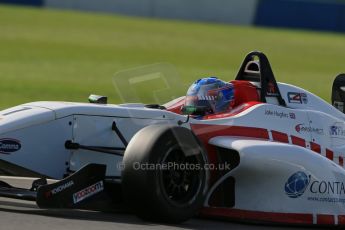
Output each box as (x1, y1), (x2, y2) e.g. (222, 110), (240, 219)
(203, 102), (262, 119)
(191, 124), (341, 168)
(291, 135), (306, 147)
(317, 214), (334, 225)
(271, 131), (289, 143)
(166, 97), (185, 114)
(338, 215), (345, 224)
(191, 124), (269, 140)
(191, 124), (269, 183)
(200, 208), (313, 225)
(310, 142), (321, 153)
(340, 156), (344, 167)
(326, 149), (334, 161)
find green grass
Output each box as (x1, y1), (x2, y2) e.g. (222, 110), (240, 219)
(0, 5), (345, 108)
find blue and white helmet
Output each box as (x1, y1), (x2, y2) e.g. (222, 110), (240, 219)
(185, 77), (234, 115)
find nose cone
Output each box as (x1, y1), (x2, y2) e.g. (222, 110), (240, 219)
(0, 105), (55, 134)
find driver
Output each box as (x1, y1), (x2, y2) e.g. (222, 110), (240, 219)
(183, 77), (234, 117)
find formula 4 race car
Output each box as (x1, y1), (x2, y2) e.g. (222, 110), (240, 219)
(1, 51), (345, 226)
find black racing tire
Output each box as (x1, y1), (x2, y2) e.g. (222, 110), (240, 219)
(121, 125), (209, 223)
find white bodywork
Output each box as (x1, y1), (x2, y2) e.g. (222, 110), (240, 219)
(0, 102), (186, 178)
(1, 82), (345, 224)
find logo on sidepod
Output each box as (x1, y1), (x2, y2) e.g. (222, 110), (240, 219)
(285, 172), (345, 202)
(284, 171), (311, 198)
(264, 109), (296, 119)
(295, 124), (324, 135)
(329, 125), (345, 137)
(0, 139), (21, 154)
(287, 92), (308, 104)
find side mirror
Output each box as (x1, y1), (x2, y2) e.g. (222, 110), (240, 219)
(88, 94), (107, 104)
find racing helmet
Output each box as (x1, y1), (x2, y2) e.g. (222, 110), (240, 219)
(183, 77), (234, 115)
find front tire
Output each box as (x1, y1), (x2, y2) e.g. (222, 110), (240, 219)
(121, 125), (208, 223)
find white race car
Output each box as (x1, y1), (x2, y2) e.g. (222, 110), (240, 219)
(0, 51), (344, 226)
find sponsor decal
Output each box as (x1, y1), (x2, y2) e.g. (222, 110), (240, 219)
(51, 181), (74, 195)
(266, 81), (279, 96)
(295, 123), (324, 135)
(73, 181), (104, 204)
(265, 109), (296, 119)
(289, 113), (296, 119)
(285, 171), (311, 198)
(285, 171), (345, 203)
(287, 92), (308, 104)
(197, 95), (216, 101)
(268, 82), (276, 93)
(0, 139), (21, 154)
(329, 125), (345, 138)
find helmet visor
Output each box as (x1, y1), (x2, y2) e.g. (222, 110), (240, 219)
(185, 81), (234, 115)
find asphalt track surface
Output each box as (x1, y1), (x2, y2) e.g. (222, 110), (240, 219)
(0, 176), (326, 230)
